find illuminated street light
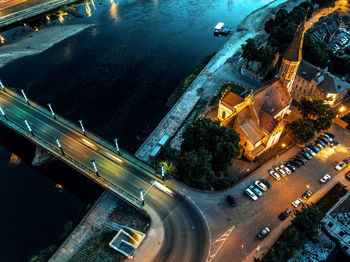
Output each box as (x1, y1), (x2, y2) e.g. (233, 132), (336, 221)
(47, 103), (56, 119)
(24, 120), (34, 136)
(55, 137), (64, 154)
(78, 119), (86, 136)
(91, 160), (100, 177)
(306, 185), (310, 189)
(339, 105), (345, 113)
(161, 163), (165, 180)
(114, 138), (120, 155)
(281, 143), (286, 148)
(140, 188), (145, 205)
(21, 89), (30, 105)
(0, 106), (7, 120)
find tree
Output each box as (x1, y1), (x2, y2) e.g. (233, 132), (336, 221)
(258, 45), (276, 72)
(330, 55), (350, 75)
(298, 98), (335, 132)
(287, 119), (315, 144)
(177, 149), (212, 188)
(312, 0), (336, 8)
(289, 6), (307, 24)
(242, 38), (259, 67)
(268, 22), (298, 53)
(181, 118), (241, 174)
(303, 33), (329, 68)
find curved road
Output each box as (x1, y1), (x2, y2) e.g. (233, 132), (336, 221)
(0, 88), (209, 262)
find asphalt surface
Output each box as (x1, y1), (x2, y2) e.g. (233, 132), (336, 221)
(0, 88), (209, 262)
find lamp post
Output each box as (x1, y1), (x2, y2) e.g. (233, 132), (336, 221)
(21, 89), (30, 105)
(0, 79), (5, 92)
(55, 137), (64, 154)
(114, 138), (120, 155)
(91, 160), (100, 177)
(47, 103), (56, 119)
(24, 120), (34, 136)
(0, 106), (7, 120)
(161, 163), (165, 180)
(78, 120), (86, 136)
(139, 188), (144, 205)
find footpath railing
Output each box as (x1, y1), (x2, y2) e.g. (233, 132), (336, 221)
(0, 89), (144, 208)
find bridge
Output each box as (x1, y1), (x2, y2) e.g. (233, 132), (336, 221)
(0, 81), (209, 262)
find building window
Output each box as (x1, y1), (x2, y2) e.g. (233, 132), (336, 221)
(327, 222), (334, 227)
(222, 111), (226, 119)
(339, 231), (345, 237)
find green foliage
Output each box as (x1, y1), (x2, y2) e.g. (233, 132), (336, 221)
(157, 147), (180, 176)
(261, 205), (323, 262)
(298, 98), (335, 132)
(312, 0), (336, 8)
(290, 6), (307, 25)
(316, 183), (347, 215)
(330, 55), (350, 75)
(268, 22), (298, 53)
(287, 119), (316, 144)
(303, 33), (329, 68)
(242, 38), (259, 63)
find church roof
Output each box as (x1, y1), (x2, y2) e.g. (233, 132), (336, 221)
(221, 92), (243, 108)
(284, 20), (306, 62)
(236, 108), (265, 144)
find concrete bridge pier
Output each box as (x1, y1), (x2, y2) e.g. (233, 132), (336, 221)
(32, 144), (53, 166)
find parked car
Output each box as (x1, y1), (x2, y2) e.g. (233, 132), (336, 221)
(320, 174), (331, 183)
(249, 185), (262, 197)
(330, 141), (341, 148)
(314, 142), (324, 150)
(245, 188), (258, 200)
(305, 147), (316, 156)
(310, 145), (320, 153)
(292, 198), (303, 208)
(335, 161), (346, 171)
(257, 227), (270, 239)
(316, 140), (326, 147)
(302, 190), (313, 199)
(286, 163), (296, 172)
(280, 164), (291, 175)
(261, 179), (272, 188)
(320, 137), (331, 144)
(225, 195), (237, 207)
(344, 157), (350, 164)
(323, 134), (333, 142)
(295, 156), (307, 163)
(300, 151), (312, 160)
(255, 180), (268, 191)
(274, 166), (286, 177)
(325, 132), (335, 138)
(288, 160), (302, 167)
(346, 172), (350, 181)
(269, 170), (281, 180)
(278, 208), (292, 220)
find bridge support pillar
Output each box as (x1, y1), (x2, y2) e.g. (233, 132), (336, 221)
(32, 145), (53, 166)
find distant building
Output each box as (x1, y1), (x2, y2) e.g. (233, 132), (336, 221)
(216, 19), (307, 160)
(308, 12), (342, 42)
(291, 60), (350, 106)
(323, 192), (350, 257)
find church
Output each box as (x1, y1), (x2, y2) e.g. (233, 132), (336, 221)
(216, 20), (307, 161)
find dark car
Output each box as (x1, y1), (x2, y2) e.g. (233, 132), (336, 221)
(225, 195), (237, 207)
(320, 137), (330, 144)
(286, 163), (296, 172)
(310, 145), (320, 153)
(326, 132), (335, 138)
(305, 147), (316, 156)
(346, 172), (350, 181)
(289, 159), (302, 167)
(330, 141), (341, 148)
(261, 179), (272, 188)
(300, 152), (312, 160)
(316, 140), (326, 147)
(295, 155), (307, 163)
(257, 227), (270, 239)
(313, 143), (323, 150)
(279, 208), (292, 220)
(344, 157), (350, 164)
(302, 190), (313, 199)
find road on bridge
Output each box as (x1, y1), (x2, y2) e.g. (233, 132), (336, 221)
(0, 86), (209, 262)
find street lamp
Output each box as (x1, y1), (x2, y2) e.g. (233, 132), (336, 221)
(161, 163), (165, 180)
(47, 103), (56, 119)
(114, 138), (120, 155)
(55, 137), (64, 154)
(306, 184), (310, 189)
(0, 105), (7, 120)
(139, 188), (145, 205)
(78, 119), (86, 136)
(21, 89), (30, 105)
(339, 105), (345, 113)
(24, 119), (34, 136)
(91, 160), (100, 177)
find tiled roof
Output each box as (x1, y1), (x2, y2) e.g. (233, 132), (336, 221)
(221, 92), (243, 108)
(296, 60), (320, 82)
(318, 73), (350, 94)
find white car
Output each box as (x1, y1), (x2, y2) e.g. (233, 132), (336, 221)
(269, 170), (281, 180)
(255, 180), (268, 191)
(245, 188), (258, 201)
(292, 198), (303, 208)
(274, 166), (286, 176)
(335, 162), (346, 171)
(320, 174), (331, 183)
(280, 164), (291, 175)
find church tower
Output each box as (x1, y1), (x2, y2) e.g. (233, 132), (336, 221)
(279, 18), (306, 93)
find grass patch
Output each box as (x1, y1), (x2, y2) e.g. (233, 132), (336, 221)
(210, 82), (246, 106)
(316, 183), (347, 215)
(166, 53), (215, 108)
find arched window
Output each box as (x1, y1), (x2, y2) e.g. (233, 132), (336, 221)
(222, 111), (226, 119)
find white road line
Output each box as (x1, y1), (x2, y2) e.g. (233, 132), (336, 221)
(207, 225), (235, 262)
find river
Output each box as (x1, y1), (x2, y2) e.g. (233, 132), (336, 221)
(0, 0), (278, 261)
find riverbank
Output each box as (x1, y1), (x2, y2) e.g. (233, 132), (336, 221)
(0, 24), (91, 68)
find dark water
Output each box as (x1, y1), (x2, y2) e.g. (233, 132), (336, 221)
(0, 0), (276, 261)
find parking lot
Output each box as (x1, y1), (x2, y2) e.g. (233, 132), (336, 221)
(191, 124), (350, 262)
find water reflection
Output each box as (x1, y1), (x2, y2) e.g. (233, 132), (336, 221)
(110, 0), (120, 23)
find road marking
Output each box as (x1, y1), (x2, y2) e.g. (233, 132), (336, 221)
(144, 180), (156, 196)
(207, 225), (235, 262)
